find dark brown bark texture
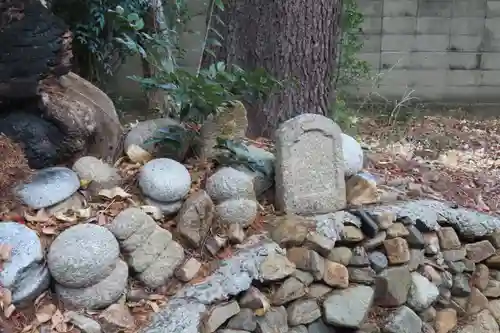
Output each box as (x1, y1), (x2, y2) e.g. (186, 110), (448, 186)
(206, 0), (340, 138)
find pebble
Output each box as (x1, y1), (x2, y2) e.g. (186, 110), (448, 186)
(66, 311), (102, 333)
(205, 167), (255, 203)
(0, 222), (50, 304)
(349, 247), (370, 267)
(287, 299), (321, 326)
(307, 284), (333, 299)
(204, 301), (241, 333)
(307, 320), (332, 333)
(406, 225), (425, 249)
(176, 190), (215, 247)
(384, 237), (411, 264)
(176, 257), (202, 282)
(239, 287), (270, 310)
(434, 308), (457, 333)
(368, 251), (388, 273)
(386, 223), (409, 238)
(437, 227), (461, 250)
(465, 240), (496, 263)
(215, 199), (258, 227)
(256, 306), (288, 333)
(138, 158), (191, 202)
(327, 247), (353, 266)
(271, 277), (306, 305)
(322, 285), (374, 329)
(304, 232), (335, 256)
(260, 254), (296, 282)
(374, 266), (411, 307)
(55, 259), (128, 309)
(72, 156), (121, 194)
(407, 272), (439, 312)
(226, 308), (256, 331)
(16, 167), (80, 209)
(48, 224), (120, 288)
(286, 247), (324, 279)
(348, 267), (375, 285)
(383, 305), (422, 333)
(341, 225), (365, 244)
(451, 274), (471, 297)
(323, 260), (349, 288)
(98, 303), (136, 332)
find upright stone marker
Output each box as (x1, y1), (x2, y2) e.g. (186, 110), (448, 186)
(275, 114), (346, 215)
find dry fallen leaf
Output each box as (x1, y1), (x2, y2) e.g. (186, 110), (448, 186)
(0, 244), (11, 263)
(0, 287), (12, 307)
(53, 212), (78, 223)
(4, 304), (15, 318)
(24, 209), (51, 223)
(140, 205), (163, 220)
(76, 207), (92, 219)
(41, 227), (58, 235)
(51, 310), (67, 332)
(36, 304), (57, 324)
(147, 301), (160, 313)
(99, 187), (132, 199)
(126, 144), (153, 164)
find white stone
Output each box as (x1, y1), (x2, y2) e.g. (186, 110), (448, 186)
(407, 272), (439, 312)
(139, 158), (191, 202)
(342, 133), (364, 176)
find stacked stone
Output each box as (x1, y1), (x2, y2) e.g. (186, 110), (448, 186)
(48, 224), (128, 309)
(138, 158), (192, 215)
(106, 207), (185, 288)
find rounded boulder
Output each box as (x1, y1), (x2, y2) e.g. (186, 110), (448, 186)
(48, 224), (120, 288)
(138, 158), (191, 202)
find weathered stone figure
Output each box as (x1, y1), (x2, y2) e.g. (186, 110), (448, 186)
(275, 113), (346, 215)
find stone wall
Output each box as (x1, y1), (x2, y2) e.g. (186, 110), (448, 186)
(355, 0), (500, 103)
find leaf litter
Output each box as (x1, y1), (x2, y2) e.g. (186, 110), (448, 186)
(0, 156), (227, 332)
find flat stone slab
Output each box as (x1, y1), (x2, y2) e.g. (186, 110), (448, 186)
(142, 235), (284, 333)
(16, 167), (80, 209)
(366, 200), (500, 238)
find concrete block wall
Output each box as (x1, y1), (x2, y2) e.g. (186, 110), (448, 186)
(354, 0), (500, 103)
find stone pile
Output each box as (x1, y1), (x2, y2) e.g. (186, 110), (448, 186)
(106, 207), (185, 288)
(143, 200), (500, 333)
(47, 224), (128, 309)
(139, 158), (192, 215)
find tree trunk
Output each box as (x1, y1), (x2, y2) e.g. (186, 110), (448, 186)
(206, 0), (340, 138)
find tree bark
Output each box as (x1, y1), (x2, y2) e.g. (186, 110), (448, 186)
(206, 0), (340, 138)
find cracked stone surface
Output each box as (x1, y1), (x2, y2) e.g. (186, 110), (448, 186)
(366, 200), (500, 238)
(141, 235), (284, 333)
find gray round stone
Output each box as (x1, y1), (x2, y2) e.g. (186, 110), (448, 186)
(215, 199), (258, 227)
(205, 167), (255, 203)
(369, 251), (388, 273)
(138, 158), (191, 202)
(48, 224), (120, 288)
(16, 167), (80, 209)
(56, 259), (128, 310)
(0, 222), (49, 304)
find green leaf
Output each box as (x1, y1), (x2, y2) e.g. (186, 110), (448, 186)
(214, 0), (224, 10)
